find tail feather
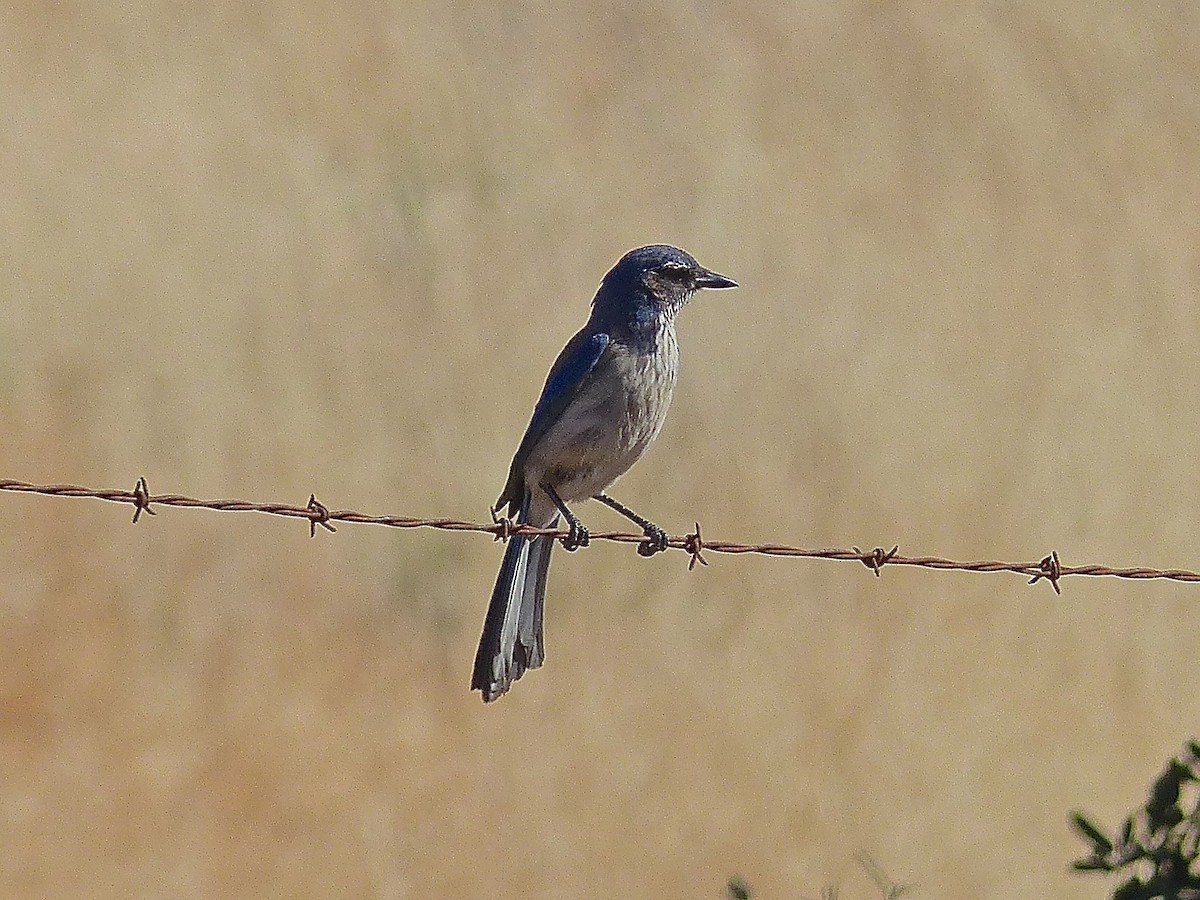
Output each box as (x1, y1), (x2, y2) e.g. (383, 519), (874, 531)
(471, 490), (557, 701)
(517, 529), (554, 669)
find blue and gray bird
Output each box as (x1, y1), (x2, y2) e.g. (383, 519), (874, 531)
(472, 244), (737, 701)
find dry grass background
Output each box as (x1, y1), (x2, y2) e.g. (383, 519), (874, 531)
(1, 2), (1198, 897)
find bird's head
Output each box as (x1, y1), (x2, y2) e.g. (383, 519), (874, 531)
(593, 244), (737, 324)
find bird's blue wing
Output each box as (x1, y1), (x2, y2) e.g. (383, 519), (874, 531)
(533, 331), (611, 422)
(496, 329), (611, 512)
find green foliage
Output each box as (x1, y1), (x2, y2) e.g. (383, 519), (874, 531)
(1071, 741), (1200, 900)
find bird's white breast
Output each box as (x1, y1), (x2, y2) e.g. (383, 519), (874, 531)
(524, 325), (679, 503)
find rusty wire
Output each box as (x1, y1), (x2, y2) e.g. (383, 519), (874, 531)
(2, 477), (1200, 594)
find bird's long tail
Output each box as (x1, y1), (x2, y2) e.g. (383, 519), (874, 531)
(471, 489), (557, 702)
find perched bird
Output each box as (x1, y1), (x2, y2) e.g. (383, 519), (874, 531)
(472, 244), (737, 702)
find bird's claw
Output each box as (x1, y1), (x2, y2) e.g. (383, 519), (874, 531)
(637, 524), (669, 557)
(561, 521), (590, 551)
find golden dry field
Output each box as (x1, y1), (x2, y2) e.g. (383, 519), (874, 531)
(2, 2), (1198, 897)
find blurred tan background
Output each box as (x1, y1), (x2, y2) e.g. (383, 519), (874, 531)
(1, 2), (1198, 897)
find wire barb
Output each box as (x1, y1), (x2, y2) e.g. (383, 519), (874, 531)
(854, 545), (899, 577)
(306, 494), (336, 537)
(489, 505), (514, 543)
(131, 476), (156, 524)
(1029, 550), (1063, 594)
(684, 522), (708, 571)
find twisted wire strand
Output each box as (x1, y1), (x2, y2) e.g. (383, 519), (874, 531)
(3, 478), (1198, 592)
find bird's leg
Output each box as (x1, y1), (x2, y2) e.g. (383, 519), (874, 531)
(593, 493), (669, 557)
(541, 483), (589, 551)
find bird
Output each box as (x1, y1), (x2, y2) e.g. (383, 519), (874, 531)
(472, 244), (737, 702)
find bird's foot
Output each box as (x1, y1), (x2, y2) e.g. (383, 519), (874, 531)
(561, 520), (590, 551)
(637, 524), (669, 557)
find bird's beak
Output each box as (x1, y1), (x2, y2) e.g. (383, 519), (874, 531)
(694, 268), (738, 290)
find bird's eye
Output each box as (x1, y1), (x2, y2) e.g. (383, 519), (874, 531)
(656, 261), (691, 280)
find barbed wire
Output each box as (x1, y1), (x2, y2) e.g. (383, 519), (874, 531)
(3, 477), (1200, 594)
